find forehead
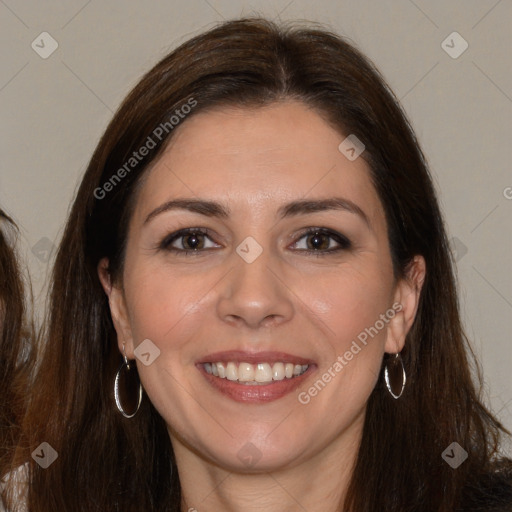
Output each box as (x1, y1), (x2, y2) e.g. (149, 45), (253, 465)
(133, 100), (385, 229)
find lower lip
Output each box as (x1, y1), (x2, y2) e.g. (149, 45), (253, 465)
(197, 365), (315, 403)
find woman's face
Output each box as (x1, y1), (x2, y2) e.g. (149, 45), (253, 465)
(101, 100), (423, 472)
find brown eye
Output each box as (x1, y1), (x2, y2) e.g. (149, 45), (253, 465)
(180, 232), (205, 250)
(306, 232), (331, 250)
(292, 228), (351, 255)
(160, 228), (218, 254)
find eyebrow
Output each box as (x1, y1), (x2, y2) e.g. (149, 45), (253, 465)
(144, 197), (372, 230)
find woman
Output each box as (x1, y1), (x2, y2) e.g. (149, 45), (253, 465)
(4, 17), (511, 511)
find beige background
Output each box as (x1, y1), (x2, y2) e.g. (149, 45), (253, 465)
(1, 0), (511, 445)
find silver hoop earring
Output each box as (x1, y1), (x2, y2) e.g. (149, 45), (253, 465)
(384, 352), (406, 399)
(114, 344), (143, 418)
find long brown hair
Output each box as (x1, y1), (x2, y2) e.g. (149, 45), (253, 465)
(0, 211), (32, 480)
(13, 17), (512, 511)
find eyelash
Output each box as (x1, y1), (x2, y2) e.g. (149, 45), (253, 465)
(158, 227), (352, 257)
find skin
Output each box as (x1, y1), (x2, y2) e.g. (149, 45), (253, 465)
(98, 100), (425, 511)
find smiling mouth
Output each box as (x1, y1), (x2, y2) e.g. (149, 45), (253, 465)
(197, 351), (315, 403)
(203, 361), (309, 385)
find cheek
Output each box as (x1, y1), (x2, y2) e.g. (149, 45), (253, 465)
(305, 263), (394, 341)
(122, 267), (206, 421)
(298, 262), (393, 407)
(124, 266), (201, 349)
(299, 286), (389, 419)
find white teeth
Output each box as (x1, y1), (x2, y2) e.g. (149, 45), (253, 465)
(204, 361), (309, 383)
(255, 363), (272, 383)
(272, 362), (285, 381)
(226, 362), (238, 381)
(216, 362), (226, 378)
(238, 362), (254, 382)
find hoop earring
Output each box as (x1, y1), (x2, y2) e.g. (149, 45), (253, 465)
(384, 352), (406, 399)
(114, 344), (143, 418)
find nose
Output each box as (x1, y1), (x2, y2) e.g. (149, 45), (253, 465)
(216, 245), (294, 330)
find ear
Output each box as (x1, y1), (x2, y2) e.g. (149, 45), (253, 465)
(97, 257), (135, 359)
(385, 255), (426, 354)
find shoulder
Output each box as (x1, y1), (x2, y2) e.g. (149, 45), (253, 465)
(459, 461), (512, 512)
(0, 463), (28, 512)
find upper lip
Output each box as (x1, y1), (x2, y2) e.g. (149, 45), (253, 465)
(197, 350), (315, 366)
